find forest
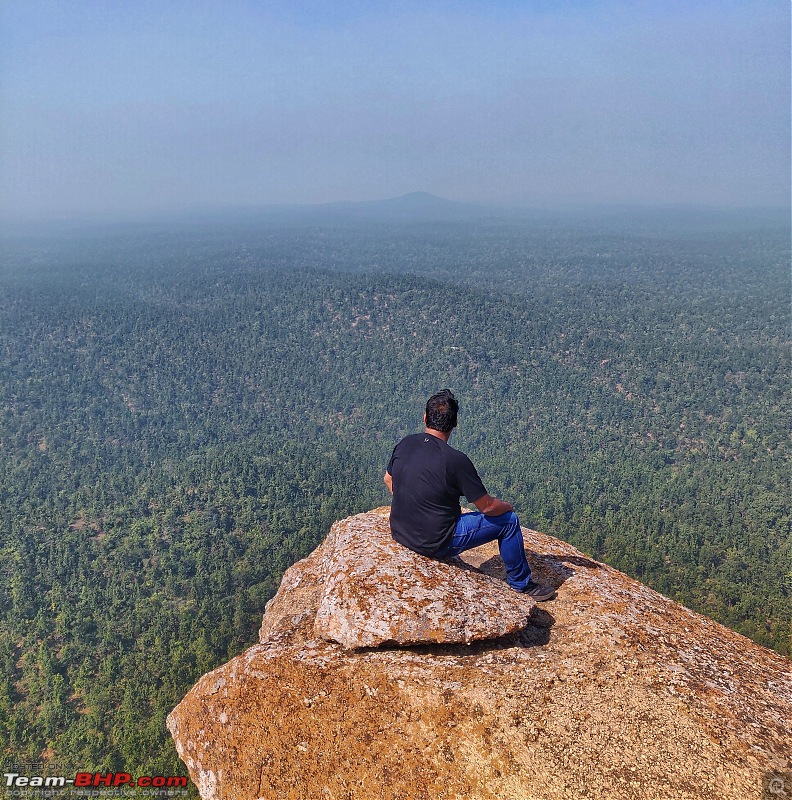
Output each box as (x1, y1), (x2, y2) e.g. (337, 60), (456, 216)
(0, 210), (789, 788)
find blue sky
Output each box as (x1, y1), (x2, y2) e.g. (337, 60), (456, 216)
(0, 0), (788, 218)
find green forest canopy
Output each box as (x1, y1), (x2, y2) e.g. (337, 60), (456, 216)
(0, 212), (789, 784)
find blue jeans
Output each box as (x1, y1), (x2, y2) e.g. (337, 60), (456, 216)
(435, 511), (533, 591)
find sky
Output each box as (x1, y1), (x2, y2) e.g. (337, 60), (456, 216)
(0, 0), (789, 219)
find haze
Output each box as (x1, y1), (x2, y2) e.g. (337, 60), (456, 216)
(0, 0), (788, 220)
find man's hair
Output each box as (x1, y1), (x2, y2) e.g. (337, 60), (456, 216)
(425, 389), (458, 433)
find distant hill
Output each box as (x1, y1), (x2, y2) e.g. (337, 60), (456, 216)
(174, 191), (500, 226)
(313, 191), (497, 221)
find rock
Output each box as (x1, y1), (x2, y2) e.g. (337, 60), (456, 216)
(319, 507), (535, 648)
(259, 508), (534, 650)
(169, 507), (792, 800)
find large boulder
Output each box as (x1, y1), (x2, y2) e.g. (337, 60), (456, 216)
(262, 507), (535, 649)
(169, 507), (792, 800)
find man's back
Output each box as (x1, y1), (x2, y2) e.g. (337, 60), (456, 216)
(387, 432), (486, 556)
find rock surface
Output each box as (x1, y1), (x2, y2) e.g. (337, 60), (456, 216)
(168, 507), (792, 800)
(263, 508), (535, 649)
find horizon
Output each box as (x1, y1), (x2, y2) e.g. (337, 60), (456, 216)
(1, 191), (789, 230)
(1, 1), (789, 221)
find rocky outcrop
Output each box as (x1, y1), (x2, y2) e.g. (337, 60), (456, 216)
(262, 509), (535, 649)
(168, 507), (792, 800)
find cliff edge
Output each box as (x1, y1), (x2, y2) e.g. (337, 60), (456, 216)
(168, 507), (791, 800)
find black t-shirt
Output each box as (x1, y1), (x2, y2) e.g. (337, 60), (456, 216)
(386, 433), (488, 556)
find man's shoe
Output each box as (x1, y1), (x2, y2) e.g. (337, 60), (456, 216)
(520, 580), (556, 601)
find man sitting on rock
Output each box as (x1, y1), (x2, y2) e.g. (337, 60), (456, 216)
(384, 389), (556, 601)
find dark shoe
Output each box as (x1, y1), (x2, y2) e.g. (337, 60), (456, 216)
(520, 580), (556, 601)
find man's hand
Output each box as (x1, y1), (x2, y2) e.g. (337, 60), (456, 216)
(473, 493), (514, 516)
(383, 471), (393, 494)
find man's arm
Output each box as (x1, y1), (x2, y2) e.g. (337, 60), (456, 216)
(473, 493), (514, 516)
(383, 471), (393, 494)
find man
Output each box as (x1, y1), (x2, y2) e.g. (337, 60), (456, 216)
(384, 389), (556, 601)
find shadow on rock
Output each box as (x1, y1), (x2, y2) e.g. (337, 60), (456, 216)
(514, 609), (555, 647)
(367, 610), (555, 657)
(529, 553), (602, 588)
(471, 551), (602, 591)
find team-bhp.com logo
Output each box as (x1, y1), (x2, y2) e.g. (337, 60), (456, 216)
(4, 771), (189, 791)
